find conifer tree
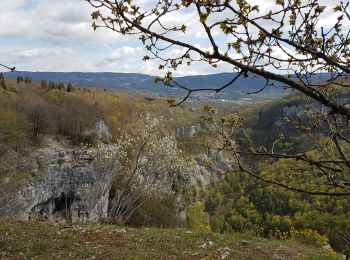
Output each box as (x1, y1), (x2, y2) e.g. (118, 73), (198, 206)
(66, 83), (73, 92)
(0, 73), (6, 90)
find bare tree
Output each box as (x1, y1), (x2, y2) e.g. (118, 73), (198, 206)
(87, 0), (350, 196)
(26, 104), (47, 140)
(340, 229), (350, 259)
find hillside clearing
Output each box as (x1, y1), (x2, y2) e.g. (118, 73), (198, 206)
(0, 219), (340, 260)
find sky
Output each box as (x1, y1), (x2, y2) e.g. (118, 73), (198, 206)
(0, 0), (343, 76)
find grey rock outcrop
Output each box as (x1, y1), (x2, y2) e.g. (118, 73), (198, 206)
(190, 150), (232, 187)
(176, 124), (201, 138)
(9, 139), (114, 222)
(82, 117), (111, 144)
(96, 118), (111, 141)
(2, 130), (230, 222)
(175, 123), (209, 138)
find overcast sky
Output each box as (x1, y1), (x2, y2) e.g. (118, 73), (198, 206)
(0, 0), (342, 76)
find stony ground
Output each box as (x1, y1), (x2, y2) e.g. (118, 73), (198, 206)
(0, 219), (341, 259)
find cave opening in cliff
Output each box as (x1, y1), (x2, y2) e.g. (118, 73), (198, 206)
(53, 192), (75, 219)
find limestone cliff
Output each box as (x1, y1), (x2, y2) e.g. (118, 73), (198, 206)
(6, 138), (113, 222)
(2, 135), (231, 222)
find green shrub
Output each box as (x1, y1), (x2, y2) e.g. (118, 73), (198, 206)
(128, 193), (182, 228)
(290, 228), (329, 246)
(186, 203), (210, 231)
(48, 89), (65, 102)
(271, 227), (329, 246)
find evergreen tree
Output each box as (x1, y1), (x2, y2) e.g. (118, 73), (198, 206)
(66, 83), (73, 92)
(0, 73), (6, 90)
(24, 77), (32, 83)
(48, 82), (56, 89)
(58, 83), (64, 90)
(40, 80), (47, 88)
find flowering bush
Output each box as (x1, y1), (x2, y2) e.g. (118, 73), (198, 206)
(270, 227), (329, 246)
(94, 112), (197, 224)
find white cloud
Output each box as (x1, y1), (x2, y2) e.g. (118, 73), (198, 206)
(106, 47), (144, 61)
(0, 46), (97, 72)
(0, 0), (123, 44)
(0, 0), (346, 75)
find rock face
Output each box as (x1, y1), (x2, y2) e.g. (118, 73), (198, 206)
(193, 150), (232, 187)
(12, 139), (114, 222)
(175, 123), (209, 138)
(176, 124), (201, 138)
(95, 118), (111, 141)
(3, 124), (231, 222)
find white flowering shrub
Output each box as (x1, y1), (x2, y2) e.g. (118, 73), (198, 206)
(95, 112), (197, 224)
(92, 141), (128, 175)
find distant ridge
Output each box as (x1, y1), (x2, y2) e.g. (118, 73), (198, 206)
(3, 71), (329, 101)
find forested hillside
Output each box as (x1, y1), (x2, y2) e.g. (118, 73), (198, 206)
(180, 93), (350, 254)
(0, 75), (199, 145)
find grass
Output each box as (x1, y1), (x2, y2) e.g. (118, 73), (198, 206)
(0, 219), (341, 259)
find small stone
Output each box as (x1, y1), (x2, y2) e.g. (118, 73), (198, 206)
(240, 239), (249, 245)
(199, 243), (208, 249)
(273, 254), (284, 260)
(115, 228), (127, 234)
(218, 247), (231, 260)
(322, 244), (332, 250)
(199, 240), (214, 249)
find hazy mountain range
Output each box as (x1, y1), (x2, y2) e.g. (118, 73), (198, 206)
(3, 71), (329, 101)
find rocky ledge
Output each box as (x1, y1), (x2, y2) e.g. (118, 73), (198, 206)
(5, 138), (113, 222)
